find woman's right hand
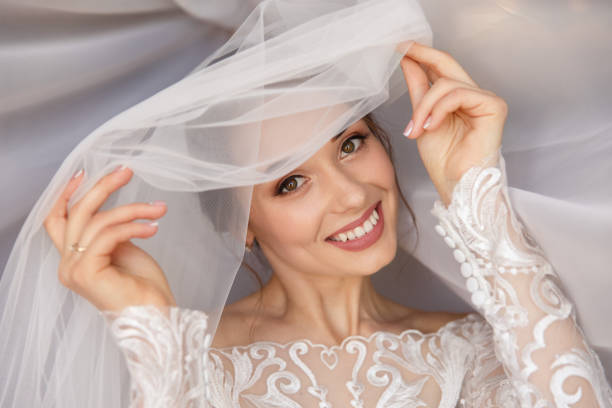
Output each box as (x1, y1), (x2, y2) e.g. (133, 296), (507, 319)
(43, 165), (176, 312)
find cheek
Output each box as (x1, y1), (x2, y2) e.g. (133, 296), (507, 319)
(254, 200), (321, 249)
(361, 144), (400, 233)
(362, 143), (397, 191)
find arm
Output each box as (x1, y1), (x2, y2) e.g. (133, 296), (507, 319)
(431, 149), (612, 407)
(101, 305), (213, 408)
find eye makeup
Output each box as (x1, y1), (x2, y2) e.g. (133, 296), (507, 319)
(274, 132), (369, 196)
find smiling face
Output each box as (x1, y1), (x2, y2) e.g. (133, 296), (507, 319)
(246, 117), (400, 279)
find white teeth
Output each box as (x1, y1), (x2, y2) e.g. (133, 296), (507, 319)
(329, 205), (381, 242)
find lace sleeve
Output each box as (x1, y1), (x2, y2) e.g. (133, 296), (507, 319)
(101, 305), (213, 408)
(430, 148), (612, 407)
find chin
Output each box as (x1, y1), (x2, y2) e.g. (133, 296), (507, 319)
(341, 232), (398, 277)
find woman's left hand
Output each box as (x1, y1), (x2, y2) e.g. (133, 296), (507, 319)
(398, 42), (508, 206)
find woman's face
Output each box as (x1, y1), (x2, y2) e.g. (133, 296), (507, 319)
(247, 118), (400, 278)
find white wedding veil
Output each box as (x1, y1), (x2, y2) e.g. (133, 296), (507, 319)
(1, 0), (611, 406)
(0, 0), (433, 405)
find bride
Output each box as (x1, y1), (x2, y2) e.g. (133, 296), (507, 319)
(43, 40), (612, 406)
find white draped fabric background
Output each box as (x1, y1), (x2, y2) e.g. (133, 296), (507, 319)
(1, 0), (610, 388)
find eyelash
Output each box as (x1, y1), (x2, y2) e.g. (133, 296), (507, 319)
(275, 133), (368, 196)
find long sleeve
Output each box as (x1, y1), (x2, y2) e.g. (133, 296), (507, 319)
(430, 148), (612, 407)
(101, 305), (213, 408)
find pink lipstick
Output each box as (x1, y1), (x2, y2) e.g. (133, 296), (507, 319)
(325, 201), (384, 252)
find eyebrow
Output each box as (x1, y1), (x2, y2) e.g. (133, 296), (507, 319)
(267, 126), (353, 182)
(330, 128), (349, 143)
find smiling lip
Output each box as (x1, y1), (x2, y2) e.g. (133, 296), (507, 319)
(326, 201), (380, 238)
(325, 201), (384, 252)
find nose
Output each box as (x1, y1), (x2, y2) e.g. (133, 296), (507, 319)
(325, 165), (367, 213)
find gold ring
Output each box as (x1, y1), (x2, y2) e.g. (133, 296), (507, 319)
(69, 243), (87, 253)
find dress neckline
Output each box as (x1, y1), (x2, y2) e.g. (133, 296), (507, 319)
(210, 312), (478, 352)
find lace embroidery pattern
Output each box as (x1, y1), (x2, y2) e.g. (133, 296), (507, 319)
(206, 314), (482, 407)
(102, 305), (211, 408)
(431, 149), (612, 407)
(104, 304), (515, 407)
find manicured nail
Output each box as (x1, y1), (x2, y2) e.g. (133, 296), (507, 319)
(403, 120), (414, 137)
(423, 115), (432, 129)
(114, 164), (128, 172)
(149, 201), (166, 207)
(71, 168), (84, 179)
(149, 221), (159, 227)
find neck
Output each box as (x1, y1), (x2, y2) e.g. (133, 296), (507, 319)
(259, 271), (389, 344)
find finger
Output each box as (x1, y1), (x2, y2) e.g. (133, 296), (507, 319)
(85, 221), (159, 261)
(420, 87), (508, 134)
(400, 55), (430, 109)
(63, 166), (132, 254)
(79, 201), (167, 247)
(423, 65), (440, 84)
(407, 78), (479, 139)
(63, 221), (159, 290)
(403, 42), (478, 87)
(44, 169), (85, 251)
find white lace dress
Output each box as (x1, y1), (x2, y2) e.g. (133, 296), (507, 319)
(102, 152), (612, 407)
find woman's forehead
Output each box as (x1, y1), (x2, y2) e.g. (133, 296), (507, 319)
(252, 116), (368, 193)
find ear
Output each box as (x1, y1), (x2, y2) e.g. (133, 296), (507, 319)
(245, 205), (256, 249)
(245, 225), (255, 249)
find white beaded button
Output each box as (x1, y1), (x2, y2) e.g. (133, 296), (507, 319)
(466, 277), (479, 292)
(471, 290), (486, 306)
(460, 262), (472, 278)
(453, 249), (466, 263)
(434, 224), (446, 237)
(443, 236), (456, 248)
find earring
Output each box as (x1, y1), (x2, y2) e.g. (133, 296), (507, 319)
(245, 245), (252, 253)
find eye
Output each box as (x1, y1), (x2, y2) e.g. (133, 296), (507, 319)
(276, 175), (306, 195)
(274, 133), (367, 196)
(340, 134), (366, 158)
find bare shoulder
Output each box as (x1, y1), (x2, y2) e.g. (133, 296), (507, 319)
(379, 297), (470, 334)
(211, 293), (262, 349)
(408, 310), (471, 333)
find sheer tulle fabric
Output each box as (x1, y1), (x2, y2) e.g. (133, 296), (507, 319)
(1, 0), (612, 406)
(0, 0), (433, 406)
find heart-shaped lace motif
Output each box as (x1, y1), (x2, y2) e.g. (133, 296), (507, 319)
(319, 349), (339, 370)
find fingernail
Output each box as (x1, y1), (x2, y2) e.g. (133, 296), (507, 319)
(149, 201), (166, 207)
(403, 120), (414, 137)
(114, 164), (128, 172)
(423, 115), (432, 129)
(149, 221), (159, 227)
(71, 168), (84, 179)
